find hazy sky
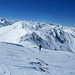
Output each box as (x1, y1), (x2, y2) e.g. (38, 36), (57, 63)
(0, 0), (75, 27)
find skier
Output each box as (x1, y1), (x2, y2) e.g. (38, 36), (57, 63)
(39, 45), (42, 51)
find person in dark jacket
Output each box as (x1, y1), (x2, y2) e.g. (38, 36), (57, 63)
(39, 45), (42, 51)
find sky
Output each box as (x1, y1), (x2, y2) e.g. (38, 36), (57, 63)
(0, 0), (75, 27)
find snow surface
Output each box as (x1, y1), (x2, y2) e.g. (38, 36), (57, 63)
(0, 18), (75, 75)
(0, 42), (75, 75)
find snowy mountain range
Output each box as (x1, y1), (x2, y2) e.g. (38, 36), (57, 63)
(0, 18), (75, 52)
(0, 18), (15, 27)
(0, 18), (75, 75)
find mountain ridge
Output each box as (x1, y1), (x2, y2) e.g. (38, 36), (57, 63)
(0, 18), (75, 53)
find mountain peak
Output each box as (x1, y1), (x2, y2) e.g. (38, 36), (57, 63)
(0, 18), (15, 27)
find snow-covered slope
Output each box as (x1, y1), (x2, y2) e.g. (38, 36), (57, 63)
(0, 20), (75, 52)
(0, 42), (75, 75)
(0, 18), (15, 27)
(0, 18), (75, 75)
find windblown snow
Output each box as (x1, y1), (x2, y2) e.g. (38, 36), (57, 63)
(0, 18), (75, 75)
